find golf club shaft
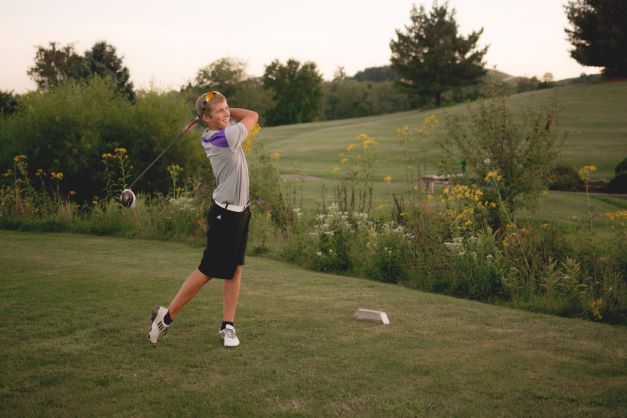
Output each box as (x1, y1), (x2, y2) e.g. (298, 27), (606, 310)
(128, 117), (198, 189)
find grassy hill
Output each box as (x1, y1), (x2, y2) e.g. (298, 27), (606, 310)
(1, 230), (626, 417)
(259, 81), (626, 215)
(262, 81), (627, 180)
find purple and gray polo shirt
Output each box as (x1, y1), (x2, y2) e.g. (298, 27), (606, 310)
(200, 122), (249, 207)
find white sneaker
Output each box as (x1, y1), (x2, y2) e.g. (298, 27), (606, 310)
(219, 324), (240, 347)
(148, 305), (169, 344)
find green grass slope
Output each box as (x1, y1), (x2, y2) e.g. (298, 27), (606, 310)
(1, 231), (625, 417)
(262, 81), (627, 180)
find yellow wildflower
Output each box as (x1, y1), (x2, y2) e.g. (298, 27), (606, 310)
(578, 165), (597, 180)
(423, 115), (439, 126)
(51, 171), (64, 181)
(340, 158), (349, 164)
(396, 126), (410, 138)
(484, 170), (502, 182)
(35, 169), (45, 177)
(362, 139), (377, 149)
(384, 176), (393, 183)
(69, 190), (76, 196)
(13, 155), (27, 162)
(332, 167), (341, 174)
(114, 147), (127, 154)
(271, 152), (281, 159)
(346, 143), (356, 152)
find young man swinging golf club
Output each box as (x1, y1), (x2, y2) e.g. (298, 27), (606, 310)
(148, 91), (258, 347)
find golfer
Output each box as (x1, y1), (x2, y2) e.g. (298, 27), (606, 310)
(148, 91), (259, 347)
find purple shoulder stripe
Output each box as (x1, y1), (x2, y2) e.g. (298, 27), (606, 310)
(201, 129), (229, 148)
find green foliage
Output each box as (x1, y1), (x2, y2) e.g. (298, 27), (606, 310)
(608, 171), (627, 194)
(0, 90), (20, 117)
(247, 143), (294, 229)
(615, 156), (627, 174)
(390, 2), (488, 107)
(27, 42), (86, 91)
(190, 57), (247, 98)
(565, 0), (627, 78)
(322, 79), (410, 120)
(516, 76), (541, 93)
(352, 65), (399, 82)
(229, 78), (276, 125)
(332, 134), (379, 214)
(83, 41), (135, 102)
(0, 77), (205, 201)
(440, 94), (564, 229)
(262, 59), (324, 125)
(27, 41), (135, 101)
(548, 165), (584, 191)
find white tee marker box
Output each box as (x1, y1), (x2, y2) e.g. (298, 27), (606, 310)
(354, 309), (390, 325)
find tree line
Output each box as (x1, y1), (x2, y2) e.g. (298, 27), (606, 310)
(4, 1), (622, 124)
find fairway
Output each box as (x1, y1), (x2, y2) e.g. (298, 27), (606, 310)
(263, 81), (627, 180)
(1, 231), (626, 417)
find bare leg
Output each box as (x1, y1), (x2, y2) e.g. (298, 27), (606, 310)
(167, 269), (211, 320)
(223, 266), (243, 322)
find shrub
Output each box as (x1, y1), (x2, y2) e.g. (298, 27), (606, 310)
(607, 171), (627, 194)
(0, 77), (205, 201)
(615, 157), (627, 175)
(440, 94), (564, 231)
(547, 165), (583, 191)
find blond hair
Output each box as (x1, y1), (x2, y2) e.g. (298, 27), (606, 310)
(195, 91), (226, 120)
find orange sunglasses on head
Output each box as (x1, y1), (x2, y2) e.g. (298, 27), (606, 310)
(199, 91), (221, 117)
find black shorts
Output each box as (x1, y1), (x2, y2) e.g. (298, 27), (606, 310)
(198, 202), (251, 279)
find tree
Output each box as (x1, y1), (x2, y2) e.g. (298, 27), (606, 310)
(27, 41), (135, 101)
(0, 90), (20, 117)
(84, 42), (135, 101)
(353, 66), (399, 82)
(262, 59), (323, 125)
(565, 0), (627, 78)
(193, 57), (247, 98)
(390, 2), (488, 107)
(27, 42), (87, 91)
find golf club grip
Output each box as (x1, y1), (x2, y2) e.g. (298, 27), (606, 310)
(128, 118), (198, 189)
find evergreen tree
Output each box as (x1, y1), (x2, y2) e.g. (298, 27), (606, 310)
(565, 0), (627, 78)
(390, 2), (487, 107)
(84, 42), (135, 102)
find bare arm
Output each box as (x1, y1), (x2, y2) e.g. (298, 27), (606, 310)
(229, 108), (259, 132)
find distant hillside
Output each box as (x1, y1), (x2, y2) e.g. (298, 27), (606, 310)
(485, 68), (520, 84)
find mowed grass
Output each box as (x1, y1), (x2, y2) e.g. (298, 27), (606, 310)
(263, 81), (627, 180)
(1, 231), (626, 417)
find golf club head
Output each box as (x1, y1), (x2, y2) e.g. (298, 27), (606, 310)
(120, 188), (136, 208)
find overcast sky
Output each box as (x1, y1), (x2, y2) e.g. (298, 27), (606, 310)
(0, 0), (597, 93)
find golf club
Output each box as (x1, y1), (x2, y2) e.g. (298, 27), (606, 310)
(120, 117), (199, 208)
